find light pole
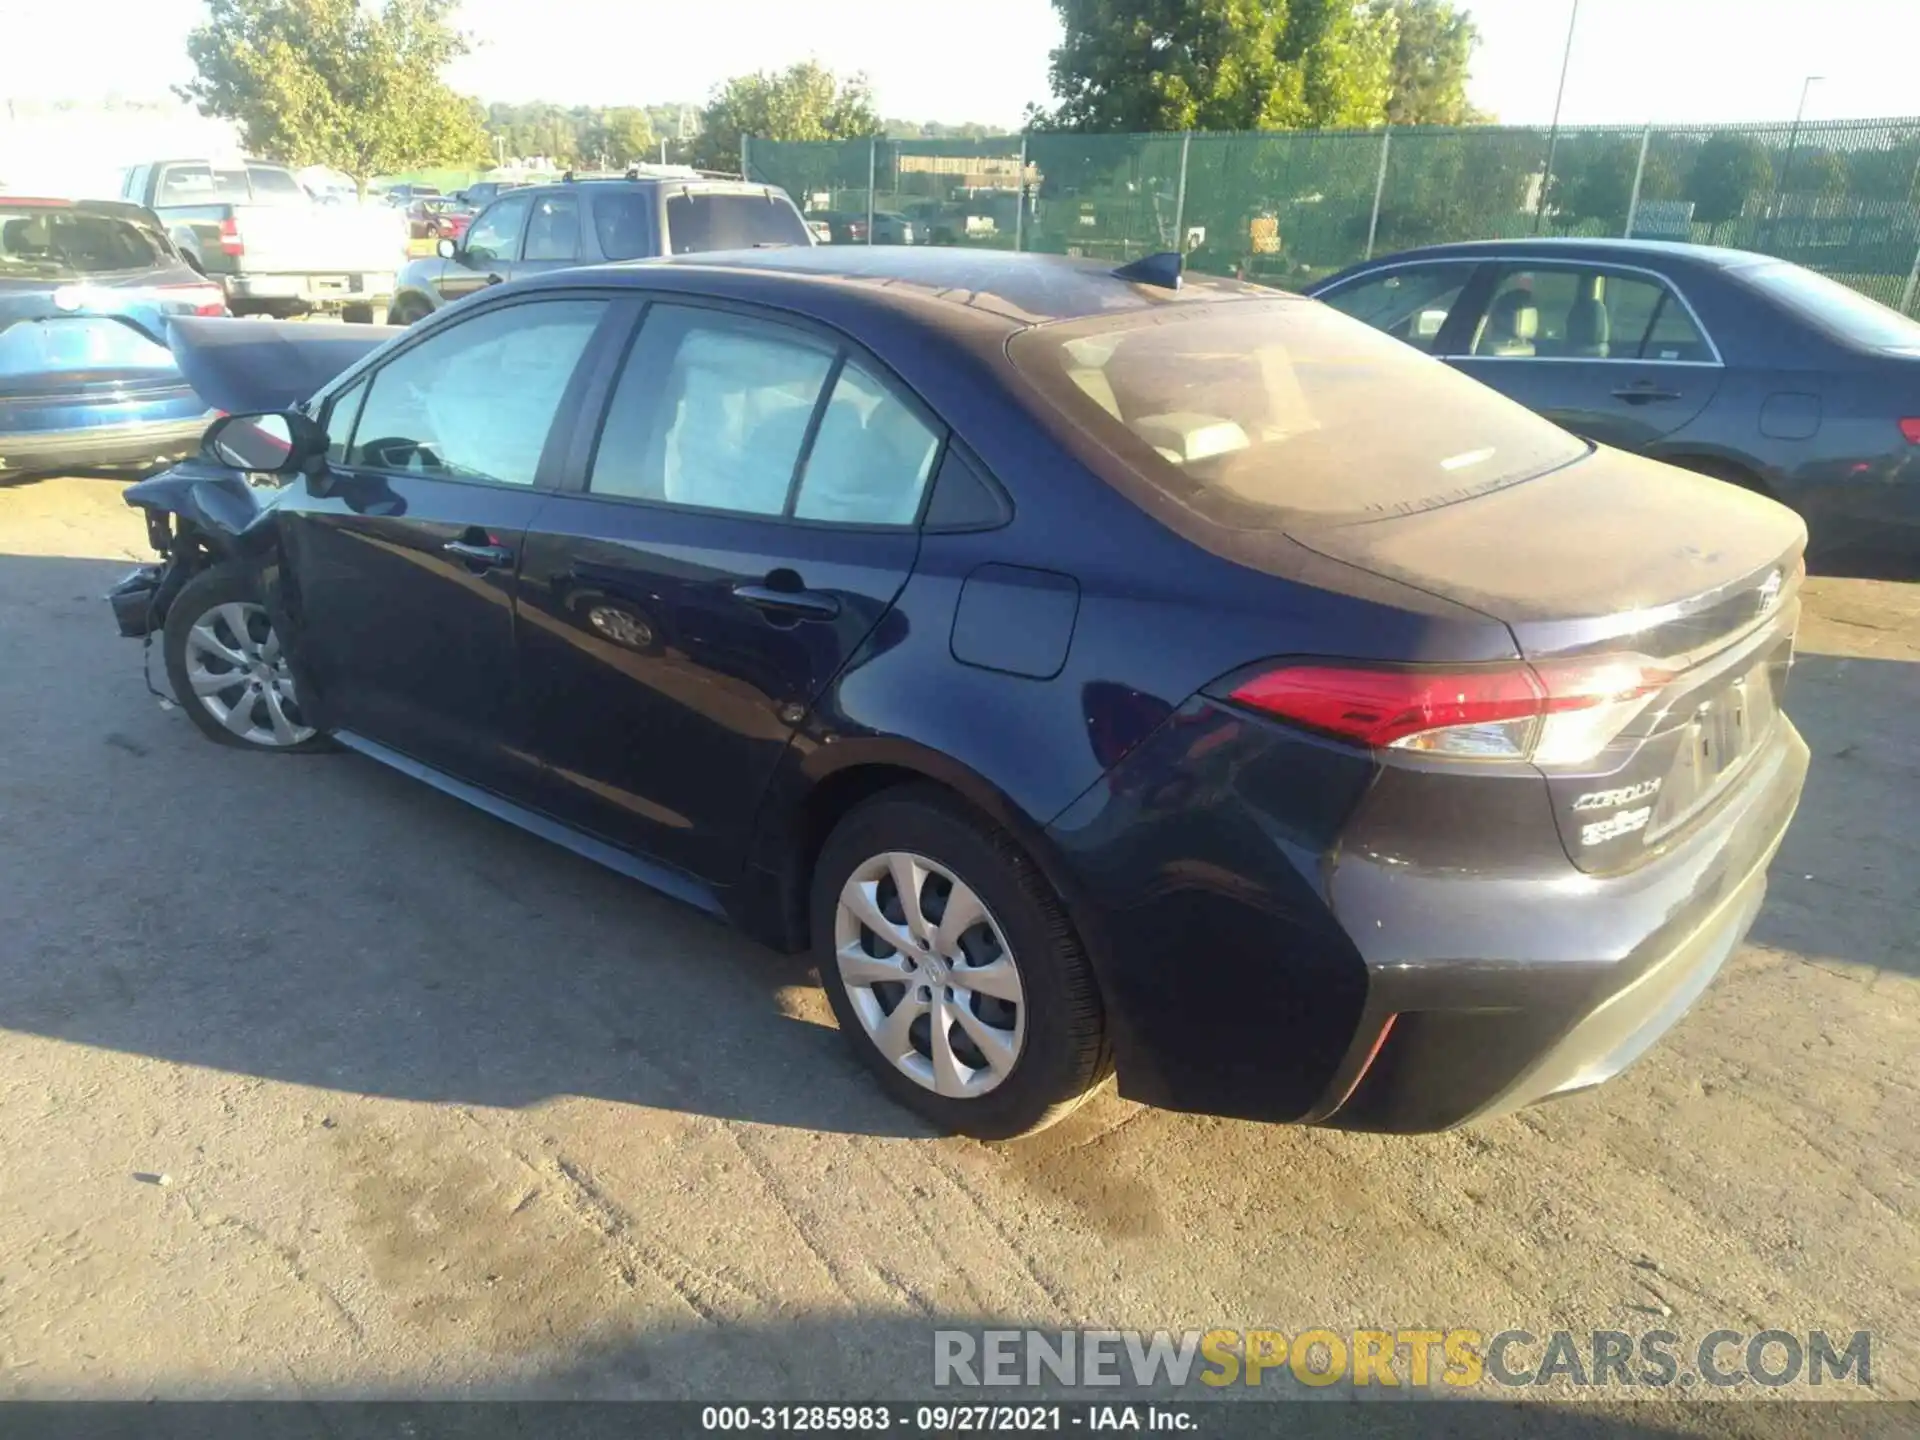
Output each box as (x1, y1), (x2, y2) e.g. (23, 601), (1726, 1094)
(1770, 75), (1823, 244)
(1535, 0), (1581, 234)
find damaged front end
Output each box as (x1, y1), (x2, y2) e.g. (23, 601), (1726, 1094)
(106, 462), (278, 637)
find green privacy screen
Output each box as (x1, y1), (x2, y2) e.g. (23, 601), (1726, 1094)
(745, 118), (1920, 310)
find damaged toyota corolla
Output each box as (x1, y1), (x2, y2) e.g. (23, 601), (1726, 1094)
(109, 248), (1810, 1140)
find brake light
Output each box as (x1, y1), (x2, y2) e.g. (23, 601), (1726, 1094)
(154, 283), (227, 316)
(1899, 417), (1920, 444)
(219, 216), (243, 257)
(1227, 656), (1675, 765)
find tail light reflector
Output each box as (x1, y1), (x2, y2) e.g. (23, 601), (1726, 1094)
(1898, 417), (1920, 444)
(1227, 656), (1675, 766)
(219, 217), (244, 257)
(154, 283), (228, 316)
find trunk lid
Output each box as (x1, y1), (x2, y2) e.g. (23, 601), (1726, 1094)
(167, 315), (399, 414)
(1294, 445), (1806, 872)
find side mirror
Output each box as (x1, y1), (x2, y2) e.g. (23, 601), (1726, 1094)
(436, 236), (458, 259)
(203, 411), (328, 476)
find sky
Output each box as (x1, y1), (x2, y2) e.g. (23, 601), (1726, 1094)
(5, 0), (1919, 131)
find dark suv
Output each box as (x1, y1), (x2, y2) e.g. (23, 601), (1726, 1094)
(389, 176), (811, 323)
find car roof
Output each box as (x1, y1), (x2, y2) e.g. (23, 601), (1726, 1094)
(535, 246), (1285, 330)
(1358, 237), (1778, 272)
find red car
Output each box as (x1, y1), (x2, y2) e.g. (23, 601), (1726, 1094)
(407, 199), (472, 242)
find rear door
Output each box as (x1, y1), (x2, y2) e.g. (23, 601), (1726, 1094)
(513, 298), (939, 880)
(275, 293), (619, 800)
(1446, 261), (1723, 450)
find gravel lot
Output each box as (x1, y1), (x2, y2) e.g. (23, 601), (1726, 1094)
(1, 475), (1914, 1426)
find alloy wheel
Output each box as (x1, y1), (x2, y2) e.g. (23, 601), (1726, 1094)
(183, 601), (316, 748)
(834, 851), (1025, 1097)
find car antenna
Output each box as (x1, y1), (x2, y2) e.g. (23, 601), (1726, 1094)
(1113, 251), (1182, 290)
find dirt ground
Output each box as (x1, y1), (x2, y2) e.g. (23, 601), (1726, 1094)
(0, 475), (1913, 1425)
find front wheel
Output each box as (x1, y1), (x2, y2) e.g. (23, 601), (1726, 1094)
(161, 563), (328, 753)
(813, 788), (1110, 1139)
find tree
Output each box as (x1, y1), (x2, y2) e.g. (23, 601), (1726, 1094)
(1270, 0), (1396, 128)
(1687, 132), (1773, 240)
(1785, 148), (1849, 196)
(1374, 0), (1481, 125)
(180, 0), (485, 193)
(1042, 0), (1286, 133)
(695, 62), (882, 171)
(1550, 135), (1677, 233)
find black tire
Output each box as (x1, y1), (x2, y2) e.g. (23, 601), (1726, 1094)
(161, 563), (331, 753)
(812, 786), (1111, 1140)
(389, 296), (431, 326)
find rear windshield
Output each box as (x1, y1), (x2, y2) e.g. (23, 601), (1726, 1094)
(663, 192), (811, 255)
(1008, 298), (1588, 527)
(0, 206), (164, 276)
(245, 165), (308, 203)
(1740, 261), (1920, 352)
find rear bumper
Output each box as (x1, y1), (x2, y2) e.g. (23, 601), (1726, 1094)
(0, 412), (212, 474)
(224, 273), (396, 307)
(1316, 719), (1809, 1132)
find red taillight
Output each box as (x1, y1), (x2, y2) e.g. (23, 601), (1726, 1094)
(154, 283), (227, 316)
(1899, 417), (1920, 444)
(218, 217), (243, 257)
(1228, 656), (1674, 765)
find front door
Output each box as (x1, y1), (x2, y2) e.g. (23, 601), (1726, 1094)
(436, 191), (531, 304)
(275, 293), (614, 799)
(1446, 262), (1723, 450)
(514, 299), (942, 882)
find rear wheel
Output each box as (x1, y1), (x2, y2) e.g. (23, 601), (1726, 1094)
(389, 295), (432, 326)
(162, 564), (328, 753)
(812, 788), (1110, 1139)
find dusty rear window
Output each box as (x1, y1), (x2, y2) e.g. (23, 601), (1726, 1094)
(1008, 298), (1587, 527)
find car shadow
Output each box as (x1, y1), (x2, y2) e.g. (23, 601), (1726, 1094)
(0, 551), (925, 1137)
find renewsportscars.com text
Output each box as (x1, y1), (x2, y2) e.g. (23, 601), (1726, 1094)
(933, 1328), (1873, 1391)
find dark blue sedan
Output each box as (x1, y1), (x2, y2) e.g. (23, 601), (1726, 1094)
(0, 197), (223, 480)
(109, 248), (1808, 1139)
(1308, 239), (1920, 560)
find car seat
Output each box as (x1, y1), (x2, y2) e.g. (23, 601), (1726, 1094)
(1477, 290), (1539, 357)
(1565, 289), (1611, 358)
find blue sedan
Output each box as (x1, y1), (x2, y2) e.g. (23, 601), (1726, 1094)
(110, 249), (1808, 1138)
(1309, 239), (1920, 560)
(0, 197), (221, 480)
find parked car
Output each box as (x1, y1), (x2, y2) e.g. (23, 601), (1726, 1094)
(453, 180), (524, 207)
(389, 176), (810, 323)
(121, 158), (408, 321)
(0, 197), (221, 480)
(108, 248), (1808, 1140)
(807, 210), (915, 245)
(1309, 239), (1920, 558)
(380, 184), (441, 208)
(406, 198), (473, 242)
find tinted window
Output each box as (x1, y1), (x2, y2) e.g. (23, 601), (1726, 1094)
(663, 193), (810, 254)
(1742, 260), (1920, 351)
(0, 206), (162, 275)
(1319, 264), (1474, 353)
(245, 166), (307, 203)
(524, 193), (581, 262)
(792, 360), (941, 525)
(1009, 298), (1588, 526)
(349, 299), (606, 485)
(593, 192), (655, 260)
(323, 379), (368, 465)
(1472, 265), (1710, 362)
(463, 194), (532, 263)
(590, 305), (834, 514)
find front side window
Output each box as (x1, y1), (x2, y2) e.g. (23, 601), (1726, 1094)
(590, 305), (834, 514)
(347, 299), (606, 486)
(1010, 297), (1588, 527)
(463, 194), (532, 263)
(323, 378), (368, 465)
(524, 194), (581, 262)
(1318, 264), (1475, 354)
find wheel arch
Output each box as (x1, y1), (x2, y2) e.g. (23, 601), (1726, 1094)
(1653, 447), (1779, 498)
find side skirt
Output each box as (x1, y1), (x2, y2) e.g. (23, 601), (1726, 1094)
(331, 729), (728, 920)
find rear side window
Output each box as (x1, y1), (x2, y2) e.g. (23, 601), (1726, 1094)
(593, 193), (655, 260)
(1741, 260), (1920, 352)
(0, 206), (162, 275)
(1009, 298), (1588, 527)
(663, 192), (810, 254)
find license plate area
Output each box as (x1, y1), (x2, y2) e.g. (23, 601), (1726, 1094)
(1646, 649), (1784, 843)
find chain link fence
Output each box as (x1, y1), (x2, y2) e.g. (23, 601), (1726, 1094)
(746, 118), (1920, 311)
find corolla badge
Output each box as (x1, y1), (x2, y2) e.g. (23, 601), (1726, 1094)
(1757, 569), (1783, 616)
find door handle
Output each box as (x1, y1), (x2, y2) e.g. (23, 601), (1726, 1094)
(732, 582), (841, 622)
(1611, 383), (1682, 404)
(443, 538), (515, 570)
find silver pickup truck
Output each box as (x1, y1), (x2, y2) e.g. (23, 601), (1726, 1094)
(119, 159), (408, 321)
